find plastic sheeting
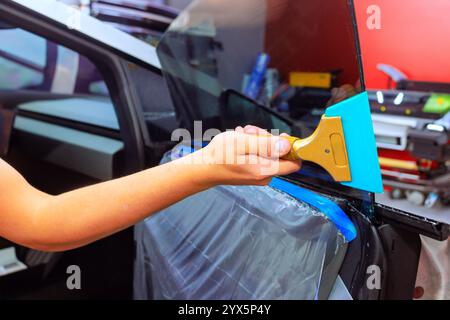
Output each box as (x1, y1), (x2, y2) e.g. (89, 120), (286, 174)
(415, 235), (450, 299)
(134, 154), (348, 300)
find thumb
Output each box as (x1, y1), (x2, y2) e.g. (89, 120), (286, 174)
(241, 133), (292, 158)
(274, 137), (292, 157)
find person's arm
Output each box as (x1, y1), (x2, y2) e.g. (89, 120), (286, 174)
(0, 128), (300, 252)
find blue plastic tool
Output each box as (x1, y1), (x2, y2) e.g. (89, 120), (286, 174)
(325, 92), (383, 193)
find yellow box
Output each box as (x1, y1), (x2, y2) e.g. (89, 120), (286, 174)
(289, 72), (332, 89)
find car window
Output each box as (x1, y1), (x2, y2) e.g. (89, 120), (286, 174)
(0, 28), (46, 90)
(0, 26), (109, 96)
(0, 23), (117, 129)
(157, 0), (368, 198)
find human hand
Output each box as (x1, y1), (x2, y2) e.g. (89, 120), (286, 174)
(186, 125), (301, 187)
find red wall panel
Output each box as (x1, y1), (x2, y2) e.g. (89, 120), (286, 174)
(354, 0), (450, 89)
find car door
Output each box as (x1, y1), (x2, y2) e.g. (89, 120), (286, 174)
(146, 0), (450, 300)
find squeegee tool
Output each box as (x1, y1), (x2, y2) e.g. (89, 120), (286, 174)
(282, 92), (383, 193)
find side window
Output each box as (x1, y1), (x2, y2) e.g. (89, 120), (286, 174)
(0, 28), (46, 90)
(0, 24), (116, 129)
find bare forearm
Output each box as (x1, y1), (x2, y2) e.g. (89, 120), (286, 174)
(13, 153), (211, 251)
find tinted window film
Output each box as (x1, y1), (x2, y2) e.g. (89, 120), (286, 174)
(157, 0), (368, 197)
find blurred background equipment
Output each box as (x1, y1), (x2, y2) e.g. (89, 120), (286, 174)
(354, 0), (450, 217)
(90, 0), (179, 44)
(57, 0), (180, 44)
(367, 65), (450, 210)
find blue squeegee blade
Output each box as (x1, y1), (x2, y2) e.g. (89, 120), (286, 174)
(325, 92), (384, 194)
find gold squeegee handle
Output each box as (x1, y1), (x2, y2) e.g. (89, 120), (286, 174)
(281, 116), (352, 182)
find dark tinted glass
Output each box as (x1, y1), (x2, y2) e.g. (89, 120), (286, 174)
(221, 90), (293, 135)
(157, 0), (367, 197)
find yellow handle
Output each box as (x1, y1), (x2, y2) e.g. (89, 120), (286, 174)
(281, 116), (351, 182)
